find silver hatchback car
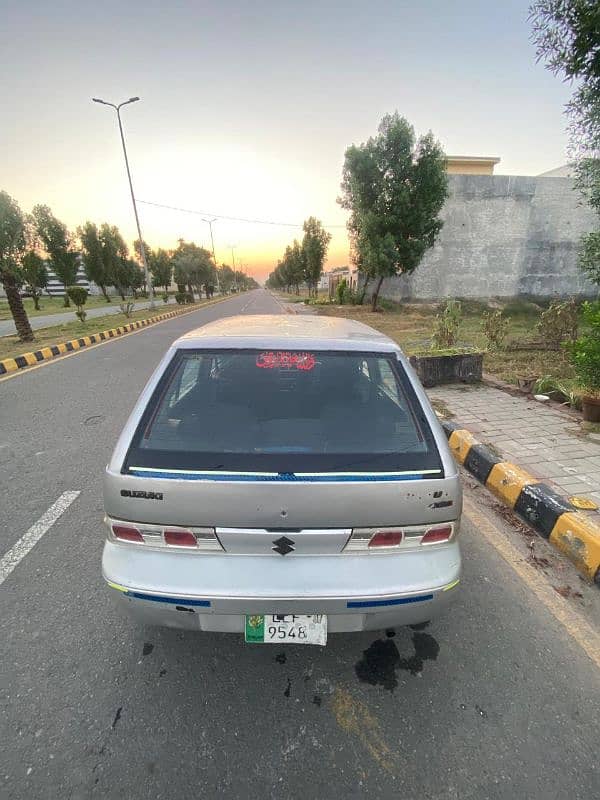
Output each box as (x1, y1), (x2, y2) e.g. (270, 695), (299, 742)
(102, 314), (461, 645)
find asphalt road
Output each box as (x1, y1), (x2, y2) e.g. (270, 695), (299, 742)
(1, 289), (599, 800)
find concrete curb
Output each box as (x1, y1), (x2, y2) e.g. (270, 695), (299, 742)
(0, 295), (233, 376)
(441, 419), (600, 585)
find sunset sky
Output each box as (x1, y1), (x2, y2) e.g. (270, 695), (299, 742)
(1, 1), (572, 281)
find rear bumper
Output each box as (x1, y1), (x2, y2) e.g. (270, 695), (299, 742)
(102, 539), (461, 633)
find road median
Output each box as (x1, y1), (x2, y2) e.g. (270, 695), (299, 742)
(0, 294), (234, 376)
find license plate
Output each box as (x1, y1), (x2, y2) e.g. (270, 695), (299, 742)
(245, 614), (327, 645)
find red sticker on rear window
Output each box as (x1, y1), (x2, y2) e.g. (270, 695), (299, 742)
(256, 351), (316, 371)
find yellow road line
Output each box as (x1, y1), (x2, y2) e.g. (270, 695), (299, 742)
(464, 496), (600, 670)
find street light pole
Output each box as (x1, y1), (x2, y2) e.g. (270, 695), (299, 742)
(92, 96), (155, 308)
(202, 217), (220, 294)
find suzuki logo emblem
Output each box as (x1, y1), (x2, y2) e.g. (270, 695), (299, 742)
(272, 536), (295, 556)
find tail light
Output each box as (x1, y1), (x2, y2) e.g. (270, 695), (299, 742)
(347, 522), (456, 551)
(421, 525), (453, 545)
(112, 524), (144, 543)
(368, 530), (403, 548)
(164, 528), (197, 547)
(106, 517), (222, 551)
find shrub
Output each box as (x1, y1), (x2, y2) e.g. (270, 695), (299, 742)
(162, 292), (169, 303)
(335, 278), (357, 305)
(66, 285), (88, 323)
(432, 300), (462, 349)
(537, 300), (579, 349)
(534, 375), (582, 409)
(569, 302), (600, 393)
(185, 292), (194, 304)
(335, 278), (348, 304)
(482, 309), (510, 350)
(175, 292), (187, 304)
(119, 302), (135, 318)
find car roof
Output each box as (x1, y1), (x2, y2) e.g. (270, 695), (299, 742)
(174, 314), (398, 352)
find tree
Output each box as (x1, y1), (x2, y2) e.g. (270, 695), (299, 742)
(339, 112), (448, 310)
(31, 205), (78, 307)
(99, 224), (130, 300)
(78, 222), (111, 301)
(287, 240), (306, 294)
(301, 218), (331, 297)
(127, 260), (144, 297)
(579, 230), (600, 285)
(172, 240), (214, 296)
(133, 238), (152, 292)
(20, 251), (48, 311)
(530, 1), (600, 282)
(133, 238), (152, 264)
(66, 285), (88, 322)
(149, 248), (172, 292)
(217, 263), (235, 294)
(0, 191), (34, 341)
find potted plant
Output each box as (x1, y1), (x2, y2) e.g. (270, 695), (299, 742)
(409, 300), (483, 387)
(569, 302), (600, 422)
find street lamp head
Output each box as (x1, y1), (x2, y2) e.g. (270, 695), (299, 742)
(128, 97), (140, 103)
(92, 97), (107, 104)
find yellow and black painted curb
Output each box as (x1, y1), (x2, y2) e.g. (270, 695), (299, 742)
(0, 297), (230, 377)
(441, 419), (600, 586)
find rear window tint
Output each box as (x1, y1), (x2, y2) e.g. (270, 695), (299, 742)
(124, 349), (443, 475)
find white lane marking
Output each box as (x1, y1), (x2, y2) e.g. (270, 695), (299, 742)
(0, 491), (80, 586)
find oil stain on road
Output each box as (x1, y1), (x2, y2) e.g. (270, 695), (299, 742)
(355, 632), (440, 690)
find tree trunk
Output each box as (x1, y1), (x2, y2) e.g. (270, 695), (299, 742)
(2, 272), (34, 342)
(358, 275), (370, 305)
(371, 276), (384, 312)
(101, 285), (111, 302)
(33, 291), (41, 311)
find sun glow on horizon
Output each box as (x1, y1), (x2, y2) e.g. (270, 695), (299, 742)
(10, 137), (351, 282)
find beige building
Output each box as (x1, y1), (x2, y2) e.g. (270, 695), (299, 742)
(446, 156), (500, 175)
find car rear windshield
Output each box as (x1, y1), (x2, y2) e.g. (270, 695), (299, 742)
(123, 349), (443, 475)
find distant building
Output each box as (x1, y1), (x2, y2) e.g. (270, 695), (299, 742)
(45, 255), (91, 296)
(326, 266), (350, 297)
(317, 273), (329, 290)
(446, 156), (500, 175)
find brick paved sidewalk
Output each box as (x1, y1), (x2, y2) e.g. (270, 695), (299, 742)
(428, 384), (600, 506)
